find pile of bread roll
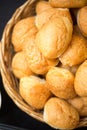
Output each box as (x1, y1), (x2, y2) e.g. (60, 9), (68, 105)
(11, 0), (87, 129)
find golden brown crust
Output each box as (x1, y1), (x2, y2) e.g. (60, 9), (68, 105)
(49, 0), (87, 8)
(19, 76), (52, 110)
(68, 96), (87, 116)
(36, 1), (52, 14)
(43, 97), (79, 129)
(35, 8), (55, 30)
(22, 35), (59, 75)
(36, 17), (73, 59)
(59, 26), (87, 66)
(23, 36), (49, 75)
(11, 16), (37, 52)
(35, 6), (72, 30)
(74, 60), (87, 97)
(46, 67), (76, 99)
(77, 6), (87, 37)
(11, 51), (33, 78)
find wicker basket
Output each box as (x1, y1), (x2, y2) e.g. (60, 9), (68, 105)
(0, 0), (87, 129)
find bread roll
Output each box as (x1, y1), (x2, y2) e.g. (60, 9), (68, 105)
(77, 6), (87, 37)
(43, 97), (79, 129)
(46, 67), (76, 99)
(49, 0), (87, 8)
(11, 51), (33, 78)
(36, 1), (52, 14)
(74, 60), (87, 96)
(19, 76), (52, 109)
(35, 6), (72, 30)
(68, 96), (87, 116)
(59, 26), (87, 66)
(11, 16), (37, 52)
(23, 35), (59, 75)
(35, 8), (55, 30)
(36, 17), (73, 59)
(23, 36), (49, 74)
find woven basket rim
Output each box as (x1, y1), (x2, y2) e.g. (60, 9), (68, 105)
(0, 0), (44, 123)
(0, 0), (87, 129)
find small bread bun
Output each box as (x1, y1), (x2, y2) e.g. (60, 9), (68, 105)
(36, 1), (52, 14)
(49, 0), (87, 8)
(11, 51), (33, 78)
(43, 97), (79, 129)
(68, 96), (87, 116)
(46, 67), (76, 99)
(74, 60), (87, 97)
(35, 8), (54, 30)
(23, 36), (49, 75)
(36, 17), (73, 59)
(19, 76), (52, 109)
(59, 26), (87, 66)
(35, 6), (72, 30)
(77, 6), (87, 37)
(11, 16), (37, 52)
(23, 35), (59, 75)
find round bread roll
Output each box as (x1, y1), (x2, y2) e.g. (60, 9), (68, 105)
(46, 67), (76, 99)
(23, 35), (59, 75)
(35, 6), (72, 30)
(74, 60), (87, 97)
(23, 36), (49, 74)
(19, 76), (52, 109)
(59, 26), (87, 66)
(43, 97), (79, 129)
(77, 6), (87, 37)
(36, 1), (52, 14)
(36, 17), (73, 59)
(68, 96), (87, 116)
(35, 9), (54, 30)
(49, 0), (87, 8)
(11, 51), (33, 78)
(11, 16), (37, 52)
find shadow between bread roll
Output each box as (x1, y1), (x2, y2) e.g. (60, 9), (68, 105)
(60, 63), (79, 75)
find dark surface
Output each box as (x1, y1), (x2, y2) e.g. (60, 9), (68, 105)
(0, 0), (86, 130)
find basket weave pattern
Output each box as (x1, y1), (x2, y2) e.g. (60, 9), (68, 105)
(0, 0), (87, 128)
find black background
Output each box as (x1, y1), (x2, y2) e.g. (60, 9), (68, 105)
(0, 0), (86, 130)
